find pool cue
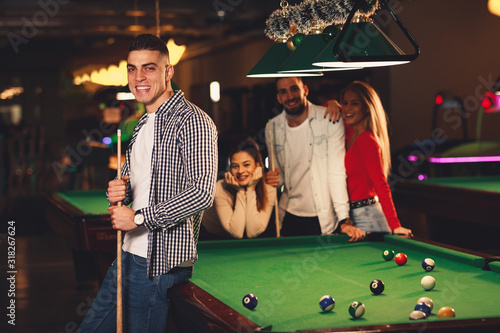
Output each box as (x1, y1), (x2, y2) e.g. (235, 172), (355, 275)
(116, 129), (123, 333)
(269, 124), (281, 238)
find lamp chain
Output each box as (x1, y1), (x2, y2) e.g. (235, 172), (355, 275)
(155, 0), (160, 37)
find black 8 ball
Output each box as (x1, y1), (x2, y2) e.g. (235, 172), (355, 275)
(370, 279), (385, 295)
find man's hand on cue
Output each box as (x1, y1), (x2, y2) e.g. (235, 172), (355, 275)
(108, 175), (130, 205)
(265, 168), (281, 187)
(108, 205), (137, 231)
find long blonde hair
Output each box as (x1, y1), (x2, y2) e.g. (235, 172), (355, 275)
(341, 81), (392, 177)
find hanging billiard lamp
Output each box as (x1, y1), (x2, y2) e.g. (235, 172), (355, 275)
(313, 0), (419, 68)
(247, 1), (323, 78)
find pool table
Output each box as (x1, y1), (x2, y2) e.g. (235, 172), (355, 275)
(393, 176), (500, 228)
(45, 190), (115, 283)
(175, 234), (500, 332)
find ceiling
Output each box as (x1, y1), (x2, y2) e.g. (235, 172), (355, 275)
(0, 0), (281, 71)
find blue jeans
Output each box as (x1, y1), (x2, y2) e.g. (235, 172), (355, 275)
(350, 202), (392, 233)
(78, 251), (192, 333)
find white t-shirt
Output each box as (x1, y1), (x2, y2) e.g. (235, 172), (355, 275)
(122, 112), (155, 258)
(285, 120), (316, 216)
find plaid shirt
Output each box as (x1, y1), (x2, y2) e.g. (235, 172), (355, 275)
(120, 90), (218, 277)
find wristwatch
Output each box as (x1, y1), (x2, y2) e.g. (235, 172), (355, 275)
(133, 210), (144, 226)
(338, 217), (353, 227)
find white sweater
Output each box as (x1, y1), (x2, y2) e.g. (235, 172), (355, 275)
(202, 179), (277, 238)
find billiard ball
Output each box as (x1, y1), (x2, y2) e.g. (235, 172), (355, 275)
(421, 275), (436, 291)
(414, 302), (431, 317)
(395, 253), (407, 265)
(242, 293), (258, 310)
(319, 295), (335, 312)
(348, 301), (365, 318)
(422, 258), (436, 272)
(382, 249), (395, 261)
(409, 310), (427, 320)
(369, 279), (385, 295)
(417, 297), (434, 312)
(437, 306), (455, 318)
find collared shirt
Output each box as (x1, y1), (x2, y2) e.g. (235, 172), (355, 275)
(119, 90), (218, 276)
(265, 101), (349, 234)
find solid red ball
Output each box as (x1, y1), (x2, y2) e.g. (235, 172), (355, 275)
(395, 253), (407, 265)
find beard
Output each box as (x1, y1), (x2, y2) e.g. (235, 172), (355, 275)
(283, 98), (307, 116)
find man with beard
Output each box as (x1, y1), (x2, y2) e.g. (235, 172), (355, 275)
(265, 77), (365, 241)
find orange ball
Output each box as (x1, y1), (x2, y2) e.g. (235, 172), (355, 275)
(437, 306), (455, 318)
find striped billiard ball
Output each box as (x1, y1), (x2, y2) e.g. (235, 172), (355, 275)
(348, 301), (365, 318)
(422, 258), (436, 272)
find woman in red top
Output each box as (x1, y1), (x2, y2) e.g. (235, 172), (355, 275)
(339, 81), (412, 236)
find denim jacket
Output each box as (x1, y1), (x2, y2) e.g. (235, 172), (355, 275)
(265, 101), (349, 234)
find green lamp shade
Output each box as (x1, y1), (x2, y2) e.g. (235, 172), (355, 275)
(247, 43), (323, 78)
(279, 34), (362, 73)
(313, 22), (409, 68)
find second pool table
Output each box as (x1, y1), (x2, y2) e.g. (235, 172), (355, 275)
(393, 175), (500, 228)
(45, 190), (115, 283)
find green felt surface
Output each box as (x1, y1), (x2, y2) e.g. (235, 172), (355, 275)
(56, 190), (109, 215)
(192, 235), (500, 331)
(489, 261), (500, 274)
(441, 141), (500, 157)
(419, 176), (500, 193)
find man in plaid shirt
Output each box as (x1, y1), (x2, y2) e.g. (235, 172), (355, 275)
(79, 34), (218, 332)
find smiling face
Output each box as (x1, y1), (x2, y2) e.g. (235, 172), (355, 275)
(341, 90), (369, 130)
(230, 151), (259, 187)
(276, 77), (309, 117)
(127, 50), (174, 113)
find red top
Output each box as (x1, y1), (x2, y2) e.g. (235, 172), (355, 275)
(345, 125), (401, 230)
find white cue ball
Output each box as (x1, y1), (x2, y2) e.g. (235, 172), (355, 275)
(421, 275), (436, 291)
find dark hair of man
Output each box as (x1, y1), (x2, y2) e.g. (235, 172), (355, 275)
(129, 34), (169, 58)
(226, 138), (268, 212)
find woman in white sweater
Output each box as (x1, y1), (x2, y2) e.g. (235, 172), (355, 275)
(202, 138), (276, 239)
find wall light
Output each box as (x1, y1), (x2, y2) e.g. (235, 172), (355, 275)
(0, 87), (24, 100)
(488, 0), (500, 17)
(167, 38), (186, 66)
(210, 81), (220, 103)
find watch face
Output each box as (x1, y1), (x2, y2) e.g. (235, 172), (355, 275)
(134, 213), (144, 225)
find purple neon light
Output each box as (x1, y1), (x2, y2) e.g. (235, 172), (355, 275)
(428, 156), (500, 163)
(407, 155), (418, 161)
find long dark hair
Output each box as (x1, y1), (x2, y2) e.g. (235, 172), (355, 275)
(226, 138), (268, 212)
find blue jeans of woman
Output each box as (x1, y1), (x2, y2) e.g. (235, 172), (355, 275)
(350, 202), (391, 233)
(78, 251), (192, 333)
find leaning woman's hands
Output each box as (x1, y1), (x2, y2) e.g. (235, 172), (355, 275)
(225, 172), (242, 190)
(247, 166), (263, 190)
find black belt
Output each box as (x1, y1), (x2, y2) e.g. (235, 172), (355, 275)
(350, 196), (379, 209)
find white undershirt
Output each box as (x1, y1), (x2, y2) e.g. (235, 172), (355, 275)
(285, 120), (316, 216)
(122, 112), (155, 258)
